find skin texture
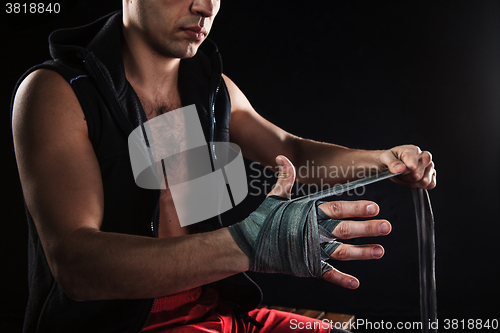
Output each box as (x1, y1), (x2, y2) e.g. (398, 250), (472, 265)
(12, 0), (436, 300)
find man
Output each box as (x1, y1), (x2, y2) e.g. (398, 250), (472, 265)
(11, 0), (435, 332)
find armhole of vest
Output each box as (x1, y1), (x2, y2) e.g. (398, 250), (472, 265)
(11, 61), (100, 150)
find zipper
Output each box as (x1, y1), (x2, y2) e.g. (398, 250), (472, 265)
(139, 194), (160, 333)
(150, 193), (160, 238)
(210, 86), (220, 160)
(208, 51), (230, 229)
(139, 192), (160, 332)
(140, 298), (156, 332)
(208, 50), (222, 145)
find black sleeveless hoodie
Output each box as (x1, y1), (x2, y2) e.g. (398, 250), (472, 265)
(13, 11), (262, 333)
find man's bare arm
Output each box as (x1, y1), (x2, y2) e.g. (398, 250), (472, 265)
(224, 74), (436, 189)
(12, 69), (249, 301)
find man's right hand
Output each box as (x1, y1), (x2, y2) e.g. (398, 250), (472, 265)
(268, 155), (392, 289)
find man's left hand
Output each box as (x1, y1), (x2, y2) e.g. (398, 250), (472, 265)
(378, 145), (436, 189)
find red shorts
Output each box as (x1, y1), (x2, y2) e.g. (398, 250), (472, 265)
(141, 286), (338, 332)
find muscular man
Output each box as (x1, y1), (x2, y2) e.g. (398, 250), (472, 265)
(12, 1), (436, 332)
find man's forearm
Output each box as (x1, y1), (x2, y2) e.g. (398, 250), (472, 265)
(52, 227), (249, 301)
(293, 137), (383, 185)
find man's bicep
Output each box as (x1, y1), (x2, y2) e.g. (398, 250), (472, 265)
(223, 74), (299, 167)
(12, 69), (104, 250)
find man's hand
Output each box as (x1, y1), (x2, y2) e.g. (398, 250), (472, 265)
(378, 145), (436, 189)
(269, 155), (392, 289)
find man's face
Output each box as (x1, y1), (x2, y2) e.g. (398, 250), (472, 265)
(123, 0), (220, 59)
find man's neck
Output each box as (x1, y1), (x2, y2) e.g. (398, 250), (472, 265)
(122, 26), (180, 105)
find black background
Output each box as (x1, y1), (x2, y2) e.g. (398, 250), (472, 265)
(2, 1), (499, 331)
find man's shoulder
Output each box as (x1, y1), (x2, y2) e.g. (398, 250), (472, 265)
(13, 68), (86, 135)
(16, 68), (77, 107)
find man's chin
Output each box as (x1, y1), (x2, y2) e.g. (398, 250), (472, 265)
(180, 42), (203, 59)
(180, 49), (199, 59)
(157, 41), (202, 60)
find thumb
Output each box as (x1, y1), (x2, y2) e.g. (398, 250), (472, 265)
(267, 155), (296, 200)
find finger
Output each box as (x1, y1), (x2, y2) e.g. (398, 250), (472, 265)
(393, 164), (437, 189)
(322, 266), (360, 289)
(414, 161), (435, 189)
(428, 168), (437, 189)
(411, 150), (433, 182)
(397, 145), (421, 176)
(267, 155), (296, 200)
(318, 200), (379, 219)
(421, 150), (433, 169)
(379, 149), (407, 174)
(332, 220), (391, 239)
(331, 244), (385, 261)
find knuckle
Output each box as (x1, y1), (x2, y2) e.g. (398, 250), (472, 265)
(336, 222), (351, 239)
(421, 152), (432, 166)
(351, 201), (364, 216)
(322, 269), (335, 281)
(412, 171), (423, 181)
(365, 222), (375, 235)
(329, 201), (343, 218)
(423, 150), (432, 160)
(428, 177), (437, 189)
(333, 245), (349, 260)
(338, 275), (349, 287)
(355, 201), (366, 215)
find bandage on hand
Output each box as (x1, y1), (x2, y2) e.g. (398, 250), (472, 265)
(228, 156), (392, 288)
